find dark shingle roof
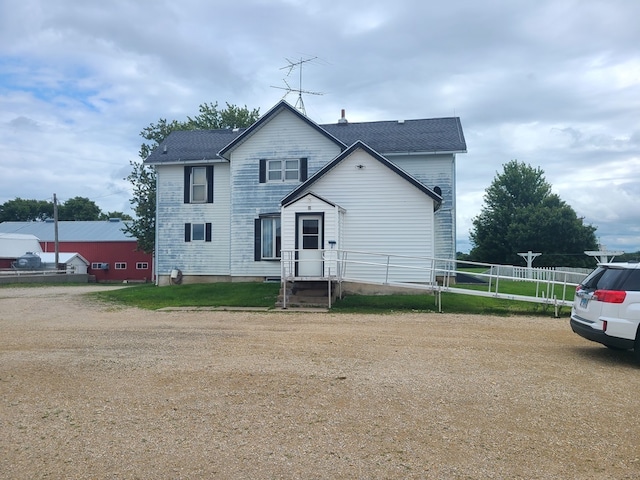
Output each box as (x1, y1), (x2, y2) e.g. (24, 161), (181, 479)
(145, 129), (245, 165)
(144, 109), (466, 166)
(321, 117), (466, 154)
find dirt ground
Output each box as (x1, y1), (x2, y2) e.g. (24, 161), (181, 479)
(0, 285), (639, 479)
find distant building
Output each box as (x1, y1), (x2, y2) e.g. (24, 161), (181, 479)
(0, 220), (152, 282)
(0, 233), (43, 268)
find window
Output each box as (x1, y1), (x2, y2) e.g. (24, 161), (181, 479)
(184, 223), (212, 242)
(259, 158), (307, 183)
(136, 262), (149, 269)
(255, 216), (281, 260)
(184, 166), (214, 203)
(191, 167), (207, 202)
(115, 262), (127, 270)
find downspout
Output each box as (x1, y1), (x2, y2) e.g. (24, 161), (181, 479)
(154, 168), (159, 286)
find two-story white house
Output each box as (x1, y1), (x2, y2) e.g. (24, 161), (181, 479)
(145, 100), (466, 287)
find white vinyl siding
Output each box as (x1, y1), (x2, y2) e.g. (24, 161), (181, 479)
(229, 108), (342, 277)
(155, 162), (231, 276)
(281, 195), (344, 278)
(283, 149), (435, 283)
(386, 153), (455, 262)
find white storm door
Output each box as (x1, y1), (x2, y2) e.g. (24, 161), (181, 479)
(297, 215), (323, 277)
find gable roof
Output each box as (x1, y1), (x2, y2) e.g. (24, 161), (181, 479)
(321, 117), (466, 154)
(143, 101), (466, 165)
(282, 191), (345, 210)
(281, 141), (443, 207)
(218, 100), (346, 159)
(0, 220), (137, 242)
(145, 129), (244, 165)
(38, 252), (89, 265)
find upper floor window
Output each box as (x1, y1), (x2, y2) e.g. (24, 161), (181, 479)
(259, 158), (307, 184)
(184, 166), (213, 203)
(191, 167), (207, 202)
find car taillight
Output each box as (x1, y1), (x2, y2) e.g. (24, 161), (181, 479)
(593, 289), (626, 303)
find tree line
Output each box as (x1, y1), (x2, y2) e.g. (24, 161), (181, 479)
(0, 197), (131, 223)
(5, 101), (619, 267)
(126, 104), (613, 267)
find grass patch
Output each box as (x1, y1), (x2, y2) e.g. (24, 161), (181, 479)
(92, 282), (281, 310)
(452, 279), (575, 302)
(89, 281), (569, 316)
(330, 292), (564, 316)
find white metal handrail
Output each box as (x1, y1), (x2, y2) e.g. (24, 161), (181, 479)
(280, 248), (584, 315)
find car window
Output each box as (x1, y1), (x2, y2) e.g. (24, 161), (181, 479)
(580, 267), (606, 290)
(581, 267), (627, 291)
(621, 270), (640, 291)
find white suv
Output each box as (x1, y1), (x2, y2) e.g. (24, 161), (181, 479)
(570, 262), (640, 361)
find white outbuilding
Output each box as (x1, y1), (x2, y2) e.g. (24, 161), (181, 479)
(0, 233), (43, 266)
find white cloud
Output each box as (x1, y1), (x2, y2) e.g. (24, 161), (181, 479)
(1, 0), (639, 252)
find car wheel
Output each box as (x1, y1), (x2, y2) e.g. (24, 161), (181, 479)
(635, 333), (640, 364)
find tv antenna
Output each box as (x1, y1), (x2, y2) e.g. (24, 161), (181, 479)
(271, 56), (323, 115)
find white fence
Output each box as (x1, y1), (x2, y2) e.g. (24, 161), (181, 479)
(489, 265), (590, 284)
(281, 249), (585, 315)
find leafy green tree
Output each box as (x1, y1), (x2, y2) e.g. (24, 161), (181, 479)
(0, 198), (53, 222)
(469, 160), (598, 266)
(99, 211), (133, 221)
(125, 102), (260, 253)
(58, 196), (102, 221)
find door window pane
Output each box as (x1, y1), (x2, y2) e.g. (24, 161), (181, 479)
(303, 236), (318, 249)
(302, 219), (318, 234)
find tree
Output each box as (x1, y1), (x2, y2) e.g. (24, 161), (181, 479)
(469, 160), (598, 266)
(0, 197), (130, 223)
(0, 198), (53, 222)
(99, 211), (133, 221)
(124, 102), (260, 253)
(58, 196), (102, 221)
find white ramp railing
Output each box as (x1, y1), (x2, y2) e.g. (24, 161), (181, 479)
(280, 249), (587, 315)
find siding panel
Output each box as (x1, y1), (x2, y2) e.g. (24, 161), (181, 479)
(285, 149), (436, 283)
(156, 163), (231, 276)
(229, 109), (342, 277)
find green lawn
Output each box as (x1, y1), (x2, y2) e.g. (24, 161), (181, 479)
(90, 281), (572, 317)
(451, 278), (576, 302)
(92, 282), (281, 310)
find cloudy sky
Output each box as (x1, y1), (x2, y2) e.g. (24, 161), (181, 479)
(1, 0), (639, 253)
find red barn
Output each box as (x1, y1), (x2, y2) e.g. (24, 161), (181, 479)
(0, 220), (153, 282)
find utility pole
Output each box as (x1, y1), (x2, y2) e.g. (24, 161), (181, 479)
(53, 193), (59, 270)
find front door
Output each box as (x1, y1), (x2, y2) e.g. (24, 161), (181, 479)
(297, 214), (323, 277)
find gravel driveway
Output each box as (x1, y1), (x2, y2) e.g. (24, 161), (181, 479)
(1, 285), (639, 479)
